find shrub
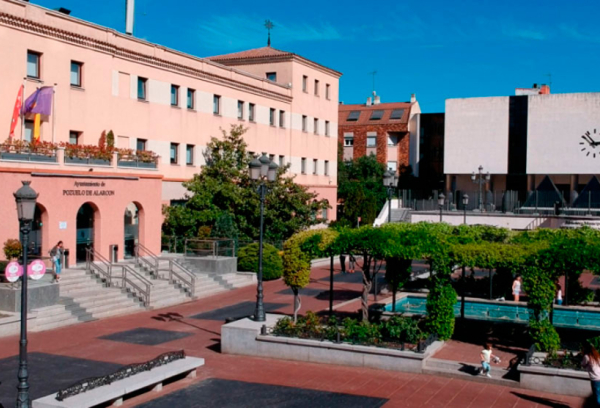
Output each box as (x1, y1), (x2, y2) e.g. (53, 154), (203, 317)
(238, 243), (283, 280)
(425, 284), (457, 341)
(3, 239), (22, 260)
(529, 319), (560, 352)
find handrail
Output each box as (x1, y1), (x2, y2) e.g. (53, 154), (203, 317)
(118, 264), (153, 307)
(183, 238), (235, 258)
(134, 243), (159, 277)
(85, 247), (112, 286)
(168, 258), (196, 296)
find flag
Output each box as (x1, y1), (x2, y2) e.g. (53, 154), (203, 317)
(33, 114), (41, 143)
(22, 86), (53, 116)
(9, 85), (23, 138)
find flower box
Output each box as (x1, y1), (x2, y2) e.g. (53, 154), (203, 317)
(65, 157), (111, 166)
(117, 160), (157, 169)
(0, 152), (57, 163)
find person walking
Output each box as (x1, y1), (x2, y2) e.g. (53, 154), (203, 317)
(582, 341), (600, 406)
(556, 282), (563, 306)
(348, 254), (356, 274)
(512, 276), (522, 302)
(340, 254), (346, 273)
(49, 241), (64, 283)
(479, 343), (500, 378)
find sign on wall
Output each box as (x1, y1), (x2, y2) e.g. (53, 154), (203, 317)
(59, 222), (67, 230)
(62, 181), (115, 197)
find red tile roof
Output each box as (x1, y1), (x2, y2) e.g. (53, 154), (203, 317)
(338, 102), (413, 126)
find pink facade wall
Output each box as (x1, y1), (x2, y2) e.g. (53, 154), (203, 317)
(0, 0), (340, 260)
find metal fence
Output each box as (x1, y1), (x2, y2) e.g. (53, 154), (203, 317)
(183, 239), (235, 257)
(400, 190), (520, 213)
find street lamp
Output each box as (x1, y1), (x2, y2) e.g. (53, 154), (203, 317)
(471, 165), (491, 212)
(14, 180), (38, 408)
(249, 153), (278, 322)
(382, 170), (399, 223)
(462, 194), (469, 225)
(438, 193), (445, 222)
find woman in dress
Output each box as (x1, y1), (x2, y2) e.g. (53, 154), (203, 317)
(512, 276), (522, 302)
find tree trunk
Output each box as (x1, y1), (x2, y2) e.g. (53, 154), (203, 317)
(361, 271), (372, 321)
(292, 287), (301, 323)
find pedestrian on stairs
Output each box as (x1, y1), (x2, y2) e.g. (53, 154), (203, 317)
(50, 241), (64, 283)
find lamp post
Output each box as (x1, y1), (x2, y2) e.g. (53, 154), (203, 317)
(462, 194), (469, 225)
(249, 153), (278, 322)
(438, 193), (445, 222)
(382, 170), (399, 223)
(14, 180), (38, 408)
(471, 165), (491, 212)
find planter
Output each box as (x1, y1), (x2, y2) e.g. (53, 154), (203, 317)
(0, 152), (57, 163)
(221, 314), (444, 374)
(519, 364), (591, 397)
(118, 160), (157, 169)
(65, 157), (111, 166)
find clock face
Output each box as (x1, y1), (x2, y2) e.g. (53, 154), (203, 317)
(580, 129), (600, 158)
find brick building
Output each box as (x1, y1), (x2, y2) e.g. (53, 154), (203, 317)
(338, 93), (420, 174)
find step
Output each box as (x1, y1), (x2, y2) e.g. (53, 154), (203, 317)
(92, 304), (143, 319)
(33, 314), (96, 332)
(423, 358), (520, 388)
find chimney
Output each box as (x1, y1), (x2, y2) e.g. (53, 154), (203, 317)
(54, 7), (71, 15)
(366, 97), (372, 106)
(125, 0), (135, 35)
(410, 94), (416, 103)
(374, 95), (381, 105)
(540, 84), (550, 94)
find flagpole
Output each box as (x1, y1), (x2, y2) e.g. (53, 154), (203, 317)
(20, 77), (26, 142)
(52, 83), (57, 144)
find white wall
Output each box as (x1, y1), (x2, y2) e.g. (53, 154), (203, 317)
(444, 97), (509, 175)
(527, 93), (600, 174)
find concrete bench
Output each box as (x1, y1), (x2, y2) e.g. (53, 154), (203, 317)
(33, 356), (204, 408)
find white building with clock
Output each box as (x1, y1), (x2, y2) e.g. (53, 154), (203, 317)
(443, 88), (600, 206)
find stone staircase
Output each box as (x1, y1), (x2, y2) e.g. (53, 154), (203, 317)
(31, 267), (143, 332)
(390, 208), (411, 223)
(561, 218), (600, 230)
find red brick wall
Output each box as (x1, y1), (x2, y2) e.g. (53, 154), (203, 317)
(338, 123), (409, 170)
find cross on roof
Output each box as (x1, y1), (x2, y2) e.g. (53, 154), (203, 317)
(265, 20), (274, 47)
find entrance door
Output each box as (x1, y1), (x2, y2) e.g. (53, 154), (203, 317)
(29, 205), (44, 256)
(123, 203), (139, 259)
(76, 203), (95, 263)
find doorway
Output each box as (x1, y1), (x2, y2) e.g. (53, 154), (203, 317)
(76, 203), (96, 263)
(123, 202), (139, 259)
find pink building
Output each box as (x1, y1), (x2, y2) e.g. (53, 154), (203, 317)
(0, 0), (340, 263)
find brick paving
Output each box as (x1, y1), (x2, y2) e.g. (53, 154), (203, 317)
(0, 261), (589, 407)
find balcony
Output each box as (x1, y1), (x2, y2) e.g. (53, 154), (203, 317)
(0, 141), (58, 163)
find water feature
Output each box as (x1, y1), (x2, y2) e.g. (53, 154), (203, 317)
(384, 295), (600, 331)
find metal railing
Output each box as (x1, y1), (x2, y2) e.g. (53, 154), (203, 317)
(184, 238), (235, 257)
(85, 247), (112, 287)
(134, 243), (159, 278)
(166, 258), (196, 297)
(116, 264), (153, 307)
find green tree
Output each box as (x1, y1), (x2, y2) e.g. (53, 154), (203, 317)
(238, 243), (283, 280)
(162, 125), (329, 241)
(337, 155), (387, 227)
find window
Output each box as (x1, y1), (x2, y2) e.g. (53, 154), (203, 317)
(266, 72), (277, 82)
(367, 135), (377, 147)
(388, 135), (398, 146)
(171, 85), (179, 106)
(69, 131), (80, 145)
(279, 110), (285, 128)
(213, 95), (221, 115)
(238, 100), (244, 119)
(314, 118), (319, 135)
(302, 76), (308, 92)
(301, 158), (307, 174)
(279, 155), (285, 166)
(137, 77), (147, 100)
(370, 110), (384, 120)
(314, 79), (319, 96)
(27, 51), (41, 79)
(324, 160), (329, 176)
(24, 120), (34, 142)
(347, 111), (361, 121)
(344, 134), (354, 147)
(249, 103), (255, 121)
(326, 84), (330, 100)
(302, 115), (307, 132)
(390, 109), (405, 120)
(387, 161), (397, 172)
(187, 88), (195, 109)
(325, 121), (330, 136)
(313, 159), (318, 175)
(136, 138), (147, 151)
(270, 108), (276, 126)
(186, 145), (194, 165)
(170, 143), (179, 164)
(70, 61), (82, 87)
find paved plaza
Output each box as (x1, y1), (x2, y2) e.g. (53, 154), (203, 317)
(0, 262), (589, 407)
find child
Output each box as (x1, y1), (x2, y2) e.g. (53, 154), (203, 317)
(480, 343), (500, 378)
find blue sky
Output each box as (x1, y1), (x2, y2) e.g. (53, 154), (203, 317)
(33, 0), (600, 112)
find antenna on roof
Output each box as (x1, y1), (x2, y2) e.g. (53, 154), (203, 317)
(545, 73), (552, 89)
(369, 70), (377, 95)
(265, 20), (274, 47)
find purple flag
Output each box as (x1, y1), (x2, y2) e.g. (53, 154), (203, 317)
(22, 86), (53, 116)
